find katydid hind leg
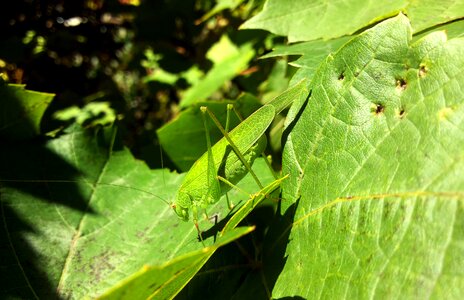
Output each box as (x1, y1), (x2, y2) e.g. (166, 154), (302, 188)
(225, 193), (234, 210)
(224, 104), (242, 210)
(225, 104), (233, 133)
(200, 106), (222, 205)
(203, 106), (264, 189)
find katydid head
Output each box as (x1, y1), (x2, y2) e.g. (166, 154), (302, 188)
(172, 203), (189, 221)
(172, 191), (190, 221)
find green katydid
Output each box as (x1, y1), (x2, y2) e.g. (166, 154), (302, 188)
(171, 80), (309, 232)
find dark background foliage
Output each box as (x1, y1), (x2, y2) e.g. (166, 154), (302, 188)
(0, 0), (282, 170)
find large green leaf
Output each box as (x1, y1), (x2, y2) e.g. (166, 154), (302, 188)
(407, 0), (464, 33)
(273, 14), (464, 298)
(0, 124), (277, 299)
(241, 0), (464, 42)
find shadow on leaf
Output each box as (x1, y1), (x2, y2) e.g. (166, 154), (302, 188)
(0, 94), (111, 298)
(260, 198), (300, 296)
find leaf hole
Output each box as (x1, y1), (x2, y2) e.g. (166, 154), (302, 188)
(396, 78), (407, 90)
(419, 64), (428, 77)
(338, 72), (345, 81)
(398, 108), (405, 118)
(371, 103), (385, 115)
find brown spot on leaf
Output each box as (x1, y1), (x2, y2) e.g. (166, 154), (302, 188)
(398, 108), (406, 118)
(419, 64), (428, 77)
(373, 103), (385, 115)
(396, 78), (407, 90)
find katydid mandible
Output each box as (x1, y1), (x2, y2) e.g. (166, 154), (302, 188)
(172, 80), (308, 225)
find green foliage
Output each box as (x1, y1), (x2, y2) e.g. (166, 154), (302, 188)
(53, 102), (118, 127)
(1, 1), (464, 299)
(180, 35), (256, 108)
(0, 83), (54, 139)
(277, 14), (464, 299)
(241, 0), (464, 42)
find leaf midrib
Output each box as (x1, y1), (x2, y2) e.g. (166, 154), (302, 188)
(56, 130), (111, 294)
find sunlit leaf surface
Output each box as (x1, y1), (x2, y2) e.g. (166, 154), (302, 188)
(275, 14), (464, 298)
(242, 0), (464, 42)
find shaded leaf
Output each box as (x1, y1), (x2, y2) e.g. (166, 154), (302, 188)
(0, 83), (54, 139)
(258, 58), (290, 102)
(197, 0), (246, 23)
